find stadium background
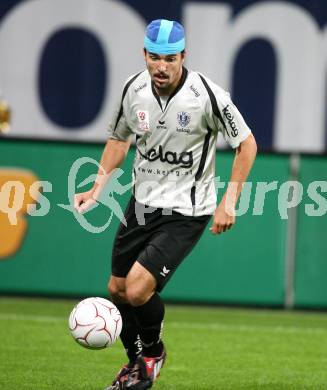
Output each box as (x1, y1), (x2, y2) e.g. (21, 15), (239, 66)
(0, 0), (326, 309)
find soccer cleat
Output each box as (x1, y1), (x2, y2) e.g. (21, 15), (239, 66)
(138, 348), (167, 385)
(105, 362), (137, 390)
(121, 347), (166, 389)
(121, 362), (152, 390)
(108, 346), (167, 389)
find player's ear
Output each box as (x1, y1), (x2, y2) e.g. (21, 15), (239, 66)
(143, 48), (147, 61)
(181, 50), (186, 62)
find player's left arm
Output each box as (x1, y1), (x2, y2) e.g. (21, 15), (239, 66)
(210, 133), (257, 234)
(200, 76), (257, 234)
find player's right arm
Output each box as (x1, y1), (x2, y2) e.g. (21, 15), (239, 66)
(74, 73), (140, 213)
(74, 138), (131, 213)
(74, 76), (135, 214)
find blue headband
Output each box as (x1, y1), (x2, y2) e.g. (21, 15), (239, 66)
(144, 19), (185, 55)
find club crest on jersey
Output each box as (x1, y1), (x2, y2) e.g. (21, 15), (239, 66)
(177, 111), (191, 128)
(136, 110), (150, 132)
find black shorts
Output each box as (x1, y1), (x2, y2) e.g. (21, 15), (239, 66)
(111, 196), (210, 292)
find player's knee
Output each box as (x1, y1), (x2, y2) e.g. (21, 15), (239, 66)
(108, 278), (126, 303)
(125, 285), (151, 307)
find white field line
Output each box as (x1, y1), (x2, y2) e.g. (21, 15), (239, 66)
(0, 312), (326, 335)
(0, 313), (66, 323)
(169, 321), (327, 335)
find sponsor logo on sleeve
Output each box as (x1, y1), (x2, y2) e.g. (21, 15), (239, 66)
(134, 82), (147, 93)
(222, 105), (239, 137)
(190, 84), (200, 97)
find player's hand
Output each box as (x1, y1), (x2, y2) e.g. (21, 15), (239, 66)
(210, 203), (235, 234)
(74, 190), (97, 214)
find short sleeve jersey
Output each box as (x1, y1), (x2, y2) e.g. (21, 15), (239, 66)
(108, 68), (251, 216)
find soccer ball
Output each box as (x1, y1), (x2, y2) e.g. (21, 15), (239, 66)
(69, 297), (122, 349)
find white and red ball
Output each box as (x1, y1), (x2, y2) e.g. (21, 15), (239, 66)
(69, 297), (122, 349)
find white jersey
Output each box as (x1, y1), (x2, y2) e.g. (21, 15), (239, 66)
(107, 68), (251, 216)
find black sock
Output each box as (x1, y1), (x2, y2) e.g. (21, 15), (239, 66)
(134, 293), (165, 357)
(116, 303), (142, 363)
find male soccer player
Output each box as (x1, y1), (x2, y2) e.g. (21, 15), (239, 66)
(74, 19), (257, 390)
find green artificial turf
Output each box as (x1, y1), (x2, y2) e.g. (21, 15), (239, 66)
(1, 297), (327, 390)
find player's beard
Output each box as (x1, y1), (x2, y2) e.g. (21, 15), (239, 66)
(153, 72), (170, 92)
